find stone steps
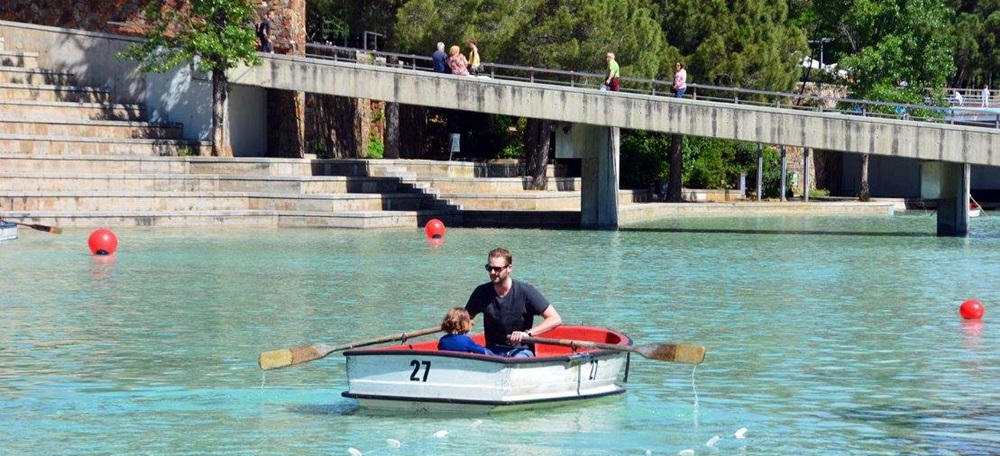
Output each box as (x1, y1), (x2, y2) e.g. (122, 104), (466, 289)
(0, 67), (77, 85)
(0, 172), (421, 194)
(0, 50), (39, 68)
(1, 191), (449, 212)
(0, 209), (464, 229)
(0, 43), (578, 228)
(0, 100), (147, 121)
(415, 176), (581, 193)
(0, 48), (464, 229)
(0, 82), (112, 103)
(0, 134), (212, 156)
(441, 193), (581, 211)
(0, 117), (183, 140)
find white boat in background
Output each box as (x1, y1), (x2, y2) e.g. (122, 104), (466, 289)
(970, 202), (982, 218)
(0, 221), (18, 241)
(341, 325), (633, 412)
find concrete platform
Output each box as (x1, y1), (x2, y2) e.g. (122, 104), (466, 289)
(619, 200), (898, 225)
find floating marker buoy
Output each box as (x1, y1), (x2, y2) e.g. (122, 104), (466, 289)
(706, 435), (720, 447)
(959, 299), (985, 320)
(734, 427), (748, 439)
(433, 430), (448, 438)
(424, 219), (446, 242)
(88, 228), (118, 255)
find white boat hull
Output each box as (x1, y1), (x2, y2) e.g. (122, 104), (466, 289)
(342, 325), (631, 412)
(0, 221), (17, 241)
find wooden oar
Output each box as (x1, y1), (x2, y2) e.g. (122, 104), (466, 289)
(258, 326), (442, 370)
(4, 220), (63, 234)
(524, 336), (706, 364)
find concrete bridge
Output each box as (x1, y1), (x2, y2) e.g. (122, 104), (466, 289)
(228, 53), (1000, 235)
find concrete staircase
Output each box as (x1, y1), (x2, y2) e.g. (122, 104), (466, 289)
(0, 47), (464, 229)
(0, 46), (605, 229)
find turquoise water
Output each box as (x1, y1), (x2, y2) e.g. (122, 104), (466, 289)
(2, 215), (999, 455)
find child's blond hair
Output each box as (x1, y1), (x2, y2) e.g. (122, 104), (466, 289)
(441, 307), (473, 334)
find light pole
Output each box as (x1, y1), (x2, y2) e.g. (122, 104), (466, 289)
(808, 38), (833, 68)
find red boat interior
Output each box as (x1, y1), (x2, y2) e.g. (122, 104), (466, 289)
(364, 325), (631, 357)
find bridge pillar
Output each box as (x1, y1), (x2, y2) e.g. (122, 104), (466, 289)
(555, 123), (620, 229)
(921, 161), (970, 236)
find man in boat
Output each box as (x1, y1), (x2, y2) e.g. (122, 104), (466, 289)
(465, 248), (562, 357)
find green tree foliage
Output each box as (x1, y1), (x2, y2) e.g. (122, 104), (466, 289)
(800, 0), (955, 201)
(620, 131), (671, 189)
(653, 0), (806, 199)
(395, 0), (668, 76)
(396, 0), (543, 58)
(658, 0), (808, 90)
(507, 0), (666, 77)
(118, 0), (260, 157)
(306, 0), (350, 44)
(396, 0), (668, 188)
(949, 0), (1000, 87)
(809, 0), (954, 98)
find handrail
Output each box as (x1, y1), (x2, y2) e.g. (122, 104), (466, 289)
(300, 43), (1000, 130)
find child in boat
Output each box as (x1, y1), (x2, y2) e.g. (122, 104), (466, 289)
(438, 307), (493, 355)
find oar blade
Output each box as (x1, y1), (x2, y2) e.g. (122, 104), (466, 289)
(259, 348), (294, 370)
(258, 344), (332, 370)
(11, 221), (62, 234)
(30, 224), (63, 234)
(636, 343), (706, 364)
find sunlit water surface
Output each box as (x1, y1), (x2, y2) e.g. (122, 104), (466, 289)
(2, 214), (998, 455)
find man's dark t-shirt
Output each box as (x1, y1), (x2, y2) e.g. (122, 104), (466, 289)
(257, 19), (271, 42)
(465, 279), (550, 351)
(432, 50), (448, 73)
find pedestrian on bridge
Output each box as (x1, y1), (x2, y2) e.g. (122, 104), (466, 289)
(983, 85), (991, 108)
(673, 62), (687, 98)
(256, 10), (275, 53)
(448, 45), (470, 76)
(433, 42), (449, 73)
(468, 39), (482, 76)
(604, 53), (621, 91)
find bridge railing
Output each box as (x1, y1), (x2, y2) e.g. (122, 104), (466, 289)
(301, 43), (1000, 130)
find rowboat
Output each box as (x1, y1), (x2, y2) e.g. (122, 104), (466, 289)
(0, 221), (17, 241)
(970, 202), (982, 218)
(341, 325), (633, 412)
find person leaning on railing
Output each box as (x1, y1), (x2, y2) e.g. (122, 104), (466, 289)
(468, 39), (482, 76)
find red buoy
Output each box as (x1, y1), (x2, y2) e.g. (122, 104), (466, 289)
(88, 228), (119, 256)
(959, 299), (985, 320)
(424, 219), (446, 241)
